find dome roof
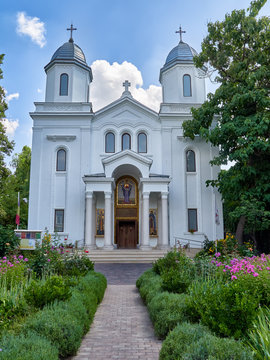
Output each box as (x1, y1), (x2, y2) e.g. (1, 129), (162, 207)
(44, 39), (92, 80)
(165, 41), (198, 66)
(51, 40), (86, 64)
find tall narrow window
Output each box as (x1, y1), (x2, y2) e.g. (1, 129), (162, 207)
(138, 132), (147, 153)
(122, 133), (131, 150)
(56, 149), (66, 171)
(186, 150), (196, 172)
(188, 209), (198, 232)
(60, 73), (68, 96)
(105, 132), (115, 153)
(54, 209), (64, 232)
(183, 74), (192, 97)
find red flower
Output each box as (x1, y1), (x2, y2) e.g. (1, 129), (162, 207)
(85, 250), (89, 253)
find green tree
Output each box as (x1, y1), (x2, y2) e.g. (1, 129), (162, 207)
(0, 54), (14, 219)
(182, 0), (270, 244)
(0, 146), (31, 229)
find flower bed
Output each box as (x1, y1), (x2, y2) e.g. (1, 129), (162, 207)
(136, 249), (270, 359)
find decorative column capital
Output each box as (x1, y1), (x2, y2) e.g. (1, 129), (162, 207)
(104, 191), (112, 199)
(142, 192), (150, 199)
(86, 191), (93, 199)
(161, 191), (168, 200)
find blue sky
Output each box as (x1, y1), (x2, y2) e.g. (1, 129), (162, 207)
(1, 0), (269, 158)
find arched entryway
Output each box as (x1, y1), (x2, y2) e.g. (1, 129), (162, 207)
(115, 176), (139, 248)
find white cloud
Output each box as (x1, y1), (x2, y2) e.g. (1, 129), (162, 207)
(3, 119), (19, 137)
(6, 92), (19, 103)
(16, 12), (46, 48)
(91, 60), (162, 111)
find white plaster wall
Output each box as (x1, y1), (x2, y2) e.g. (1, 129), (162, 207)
(45, 64), (90, 103)
(161, 65), (206, 104)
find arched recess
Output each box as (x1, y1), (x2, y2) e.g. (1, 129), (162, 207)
(114, 175), (139, 248)
(56, 148), (67, 171)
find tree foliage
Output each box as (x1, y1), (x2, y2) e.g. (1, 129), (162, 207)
(182, 0), (270, 240)
(0, 55), (14, 219)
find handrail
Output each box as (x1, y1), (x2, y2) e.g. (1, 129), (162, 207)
(174, 236), (204, 249)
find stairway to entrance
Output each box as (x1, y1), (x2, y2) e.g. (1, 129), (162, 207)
(85, 248), (169, 263)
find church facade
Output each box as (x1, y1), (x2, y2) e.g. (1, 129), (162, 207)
(28, 28), (224, 249)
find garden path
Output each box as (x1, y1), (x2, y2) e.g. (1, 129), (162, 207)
(71, 263), (162, 360)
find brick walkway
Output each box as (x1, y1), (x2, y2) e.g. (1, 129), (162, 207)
(72, 264), (162, 360)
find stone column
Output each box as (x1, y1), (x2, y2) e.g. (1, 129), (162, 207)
(104, 191), (113, 250)
(85, 191), (95, 249)
(141, 192), (150, 250)
(161, 192), (169, 248)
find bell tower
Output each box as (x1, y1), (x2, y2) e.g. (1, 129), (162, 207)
(44, 25), (93, 103)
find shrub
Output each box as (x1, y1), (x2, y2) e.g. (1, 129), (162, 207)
(55, 252), (94, 276)
(161, 267), (192, 293)
(136, 269), (163, 304)
(188, 278), (261, 338)
(0, 225), (20, 257)
(153, 249), (193, 275)
(182, 333), (253, 360)
(0, 331), (59, 360)
(24, 275), (72, 309)
(76, 271), (107, 303)
(159, 322), (211, 360)
(246, 307), (270, 360)
(22, 304), (84, 358)
(148, 292), (190, 338)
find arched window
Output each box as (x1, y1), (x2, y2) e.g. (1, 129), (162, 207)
(60, 73), (68, 96)
(183, 74), (192, 97)
(122, 133), (131, 150)
(105, 132), (115, 153)
(186, 150), (196, 172)
(138, 132), (147, 153)
(56, 149), (66, 171)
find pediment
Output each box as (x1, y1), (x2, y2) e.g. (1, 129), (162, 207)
(112, 109), (140, 120)
(102, 150), (152, 178)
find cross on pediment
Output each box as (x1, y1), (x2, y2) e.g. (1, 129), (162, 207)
(123, 80), (131, 92)
(176, 25), (186, 43)
(67, 24), (77, 43)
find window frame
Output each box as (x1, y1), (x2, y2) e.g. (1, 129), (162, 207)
(186, 150), (196, 172)
(183, 74), (192, 97)
(122, 133), (131, 151)
(54, 209), (64, 232)
(59, 73), (69, 96)
(137, 132), (147, 153)
(56, 148), (66, 172)
(105, 132), (115, 153)
(188, 208), (198, 232)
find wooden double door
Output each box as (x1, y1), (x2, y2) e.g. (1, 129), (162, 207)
(116, 220), (138, 249)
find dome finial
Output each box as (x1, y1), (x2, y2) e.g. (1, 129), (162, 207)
(175, 25), (186, 43)
(67, 23), (77, 43)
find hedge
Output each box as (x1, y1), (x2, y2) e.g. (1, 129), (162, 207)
(0, 271), (107, 359)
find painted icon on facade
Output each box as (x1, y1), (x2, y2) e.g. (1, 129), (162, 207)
(149, 209), (158, 236)
(117, 178), (136, 205)
(96, 209), (104, 236)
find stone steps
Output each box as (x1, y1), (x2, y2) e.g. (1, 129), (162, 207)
(83, 249), (170, 263)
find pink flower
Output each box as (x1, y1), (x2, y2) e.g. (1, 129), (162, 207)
(231, 275), (237, 280)
(24, 258), (28, 262)
(48, 259), (51, 262)
(215, 252), (221, 258)
(253, 272), (259, 277)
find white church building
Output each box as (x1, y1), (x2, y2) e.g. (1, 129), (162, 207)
(28, 27), (223, 250)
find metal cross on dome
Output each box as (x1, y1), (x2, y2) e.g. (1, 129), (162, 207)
(176, 25), (186, 43)
(123, 80), (131, 92)
(67, 24), (77, 42)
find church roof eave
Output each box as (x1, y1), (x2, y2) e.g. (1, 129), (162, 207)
(44, 59), (93, 81)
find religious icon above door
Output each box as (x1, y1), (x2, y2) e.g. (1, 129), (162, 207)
(149, 209), (158, 236)
(117, 177), (136, 205)
(96, 209), (104, 236)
